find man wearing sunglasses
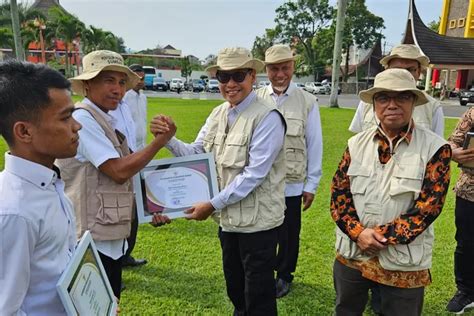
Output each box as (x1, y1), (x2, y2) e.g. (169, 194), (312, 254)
(152, 47), (286, 315)
(349, 44), (444, 138)
(331, 69), (451, 315)
(256, 44), (323, 298)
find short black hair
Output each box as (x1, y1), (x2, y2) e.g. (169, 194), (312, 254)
(129, 64), (144, 72)
(0, 60), (71, 145)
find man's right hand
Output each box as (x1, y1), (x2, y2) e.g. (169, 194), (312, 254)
(356, 228), (387, 256)
(451, 146), (474, 164)
(150, 115), (177, 137)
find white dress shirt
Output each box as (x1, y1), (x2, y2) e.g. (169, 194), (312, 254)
(0, 153), (76, 316)
(110, 100), (138, 152)
(123, 89), (148, 150)
(73, 98), (128, 260)
(166, 91), (285, 210)
(266, 83), (323, 197)
(349, 100), (445, 137)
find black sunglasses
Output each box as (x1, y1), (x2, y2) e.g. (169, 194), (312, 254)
(216, 69), (251, 83)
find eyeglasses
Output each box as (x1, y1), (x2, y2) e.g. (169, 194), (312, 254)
(216, 69), (251, 83)
(373, 92), (415, 105)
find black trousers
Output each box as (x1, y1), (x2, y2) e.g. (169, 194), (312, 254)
(333, 260), (424, 316)
(454, 196), (474, 296)
(99, 252), (123, 299)
(125, 203), (138, 258)
(276, 195), (302, 283)
(219, 227), (278, 316)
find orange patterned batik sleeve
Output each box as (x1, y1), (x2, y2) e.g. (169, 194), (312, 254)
(330, 148), (365, 242)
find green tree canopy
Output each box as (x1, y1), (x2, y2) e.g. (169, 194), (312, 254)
(274, 0), (333, 80)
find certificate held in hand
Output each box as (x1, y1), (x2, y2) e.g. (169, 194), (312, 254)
(133, 153), (219, 223)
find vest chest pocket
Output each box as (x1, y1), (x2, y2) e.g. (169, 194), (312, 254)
(382, 236), (425, 267)
(347, 163), (371, 195)
(96, 192), (133, 225)
(390, 161), (424, 200)
(220, 134), (248, 169)
(202, 132), (216, 153)
(286, 117), (304, 137)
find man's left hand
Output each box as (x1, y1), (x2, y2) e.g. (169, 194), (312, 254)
(150, 213), (171, 227)
(184, 201), (215, 221)
(302, 191), (315, 211)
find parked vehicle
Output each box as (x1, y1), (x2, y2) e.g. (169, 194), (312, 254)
(189, 79), (206, 92)
(170, 78), (184, 92)
(207, 79), (220, 93)
(152, 77), (168, 91)
(295, 83), (305, 89)
(459, 87), (474, 106)
(304, 82), (326, 94)
(142, 66), (157, 90)
(257, 81), (270, 89)
(323, 83), (342, 95)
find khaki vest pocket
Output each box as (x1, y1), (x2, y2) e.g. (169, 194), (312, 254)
(96, 192), (133, 225)
(286, 118), (304, 137)
(382, 239), (424, 267)
(225, 192), (258, 227)
(336, 229), (362, 258)
(390, 162), (424, 199)
(220, 133), (248, 169)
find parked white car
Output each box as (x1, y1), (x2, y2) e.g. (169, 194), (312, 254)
(257, 81), (270, 89)
(304, 82), (327, 94)
(207, 79), (220, 93)
(170, 78), (184, 92)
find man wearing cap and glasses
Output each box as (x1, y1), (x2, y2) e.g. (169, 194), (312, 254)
(56, 50), (173, 299)
(256, 44), (323, 298)
(330, 69), (451, 315)
(349, 44), (444, 137)
(152, 47), (286, 315)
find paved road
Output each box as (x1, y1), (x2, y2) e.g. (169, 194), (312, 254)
(144, 90), (471, 118)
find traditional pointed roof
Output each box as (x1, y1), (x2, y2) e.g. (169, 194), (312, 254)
(31, 0), (68, 16)
(402, 0), (474, 68)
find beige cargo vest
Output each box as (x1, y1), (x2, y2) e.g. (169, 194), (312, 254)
(335, 126), (446, 271)
(202, 97), (286, 233)
(361, 93), (440, 131)
(256, 86), (314, 183)
(56, 103), (133, 241)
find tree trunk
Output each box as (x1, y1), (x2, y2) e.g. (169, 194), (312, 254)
(329, 0), (349, 108)
(344, 44), (351, 83)
(10, 0), (25, 61)
(65, 44), (70, 77)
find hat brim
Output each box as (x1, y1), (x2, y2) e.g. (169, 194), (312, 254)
(206, 59), (265, 77)
(380, 54), (430, 69)
(264, 56), (296, 65)
(359, 87), (428, 107)
(70, 64), (140, 96)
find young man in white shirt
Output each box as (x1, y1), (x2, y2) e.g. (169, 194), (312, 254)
(57, 50), (173, 298)
(0, 61), (81, 315)
(123, 64), (147, 150)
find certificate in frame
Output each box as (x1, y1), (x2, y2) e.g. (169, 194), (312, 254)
(133, 152), (219, 223)
(56, 231), (117, 316)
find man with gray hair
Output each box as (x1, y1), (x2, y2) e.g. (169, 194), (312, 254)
(256, 44), (323, 298)
(349, 44), (444, 137)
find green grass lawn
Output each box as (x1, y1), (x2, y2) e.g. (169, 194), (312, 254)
(0, 98), (470, 315)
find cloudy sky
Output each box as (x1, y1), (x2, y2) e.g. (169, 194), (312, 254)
(37, 0), (442, 60)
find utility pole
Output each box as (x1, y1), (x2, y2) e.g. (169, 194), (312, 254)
(329, 0), (348, 108)
(10, 0), (25, 61)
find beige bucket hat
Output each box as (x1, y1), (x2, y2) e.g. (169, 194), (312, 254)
(206, 47), (264, 76)
(359, 68), (428, 106)
(70, 50), (140, 96)
(380, 44), (430, 69)
(264, 44), (295, 64)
